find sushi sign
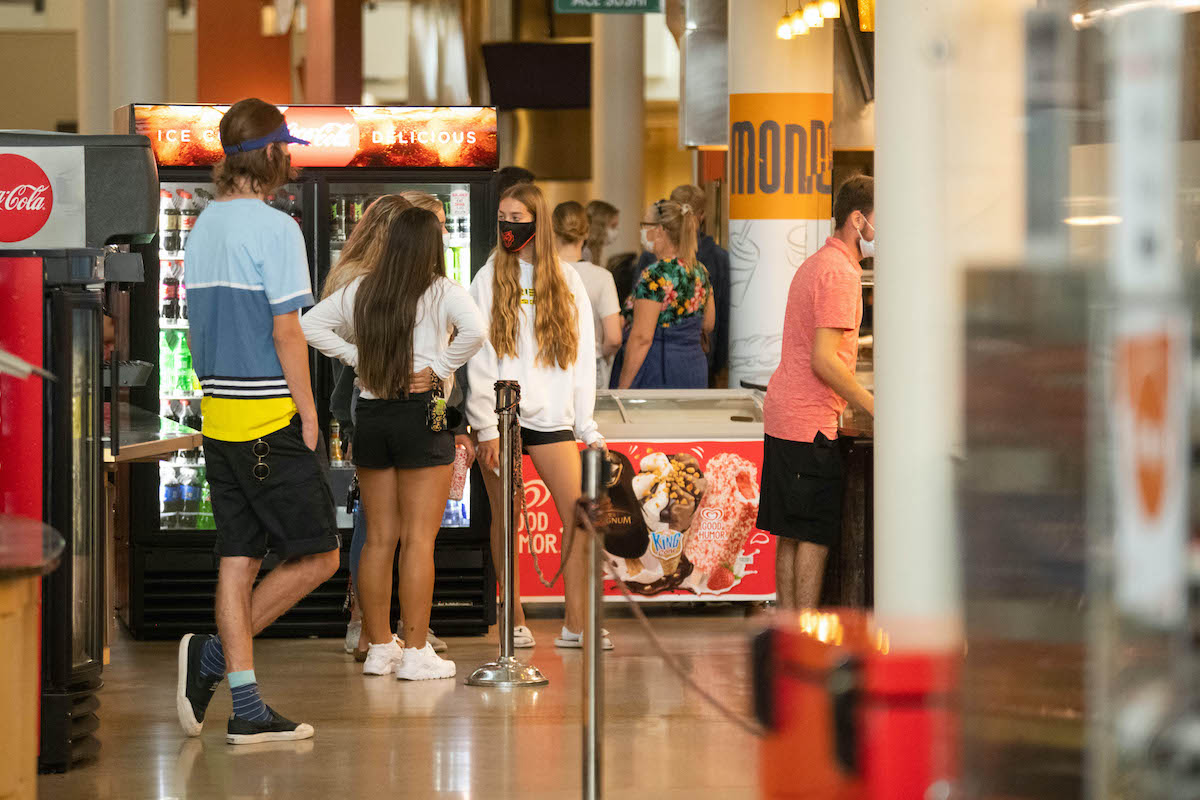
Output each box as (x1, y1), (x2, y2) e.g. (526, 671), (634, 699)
(517, 439), (777, 602)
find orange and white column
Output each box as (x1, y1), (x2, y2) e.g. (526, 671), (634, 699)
(726, 1), (833, 389)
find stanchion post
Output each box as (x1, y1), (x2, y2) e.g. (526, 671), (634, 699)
(580, 448), (607, 800)
(468, 381), (548, 688)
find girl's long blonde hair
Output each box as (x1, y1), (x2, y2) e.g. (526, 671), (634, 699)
(321, 194), (410, 299)
(491, 183), (579, 369)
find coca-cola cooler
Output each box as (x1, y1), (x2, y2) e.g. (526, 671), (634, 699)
(117, 103), (499, 638)
(0, 131), (157, 771)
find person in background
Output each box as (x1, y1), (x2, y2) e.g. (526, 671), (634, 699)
(758, 175), (875, 610)
(582, 199), (620, 267)
(323, 195), (410, 660)
(176, 98), (339, 744)
(488, 166), (535, 250)
(328, 192), (466, 660)
(614, 199), (714, 390)
(467, 182), (610, 650)
(303, 207), (485, 680)
(554, 201), (621, 390)
(635, 184), (731, 387)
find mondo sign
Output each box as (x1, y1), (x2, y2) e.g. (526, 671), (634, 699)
(729, 93), (833, 221)
(132, 104), (498, 169)
(0, 154), (53, 243)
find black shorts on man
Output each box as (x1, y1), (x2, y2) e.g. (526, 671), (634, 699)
(203, 415), (341, 559)
(756, 432), (846, 548)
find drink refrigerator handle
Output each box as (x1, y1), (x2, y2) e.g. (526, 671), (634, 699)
(107, 282), (120, 457)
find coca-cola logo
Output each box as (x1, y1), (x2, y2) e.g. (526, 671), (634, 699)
(0, 154), (53, 243)
(283, 107), (359, 168)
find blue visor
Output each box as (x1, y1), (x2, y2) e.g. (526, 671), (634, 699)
(222, 122), (311, 156)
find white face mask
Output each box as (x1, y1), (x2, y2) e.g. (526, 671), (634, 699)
(857, 218), (876, 259)
(640, 228), (655, 253)
(605, 226), (619, 246)
(442, 232), (451, 250)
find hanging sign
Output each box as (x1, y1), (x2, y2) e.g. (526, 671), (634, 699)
(554, 0), (662, 13)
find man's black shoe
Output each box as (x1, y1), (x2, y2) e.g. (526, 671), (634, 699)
(226, 707), (315, 745)
(176, 633), (221, 737)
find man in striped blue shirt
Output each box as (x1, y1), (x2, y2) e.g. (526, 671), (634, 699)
(175, 98), (339, 745)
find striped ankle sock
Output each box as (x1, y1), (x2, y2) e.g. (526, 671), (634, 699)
(228, 670), (270, 722)
(200, 635), (225, 678)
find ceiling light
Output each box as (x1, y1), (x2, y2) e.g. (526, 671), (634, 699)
(804, 2), (823, 27)
(820, 0), (840, 18)
(790, 9), (809, 34)
(858, 0), (874, 31)
(776, 17), (794, 39)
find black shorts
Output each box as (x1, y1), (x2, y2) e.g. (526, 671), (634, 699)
(353, 394), (455, 470)
(520, 427), (574, 453)
(756, 432), (845, 547)
(203, 415), (341, 560)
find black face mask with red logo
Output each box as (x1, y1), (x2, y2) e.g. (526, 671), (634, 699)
(498, 220), (536, 253)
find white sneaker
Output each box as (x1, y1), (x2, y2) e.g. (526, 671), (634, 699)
(362, 638), (404, 676)
(555, 626), (613, 651)
(394, 643), (456, 681)
(344, 620), (362, 655)
(513, 625), (536, 648)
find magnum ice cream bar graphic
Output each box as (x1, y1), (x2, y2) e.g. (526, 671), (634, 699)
(131, 104), (498, 169)
(596, 450), (649, 559)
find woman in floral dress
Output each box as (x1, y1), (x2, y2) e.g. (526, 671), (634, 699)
(613, 199), (715, 389)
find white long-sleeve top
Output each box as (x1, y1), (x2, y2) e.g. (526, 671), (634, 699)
(467, 256), (601, 445)
(301, 275), (485, 400)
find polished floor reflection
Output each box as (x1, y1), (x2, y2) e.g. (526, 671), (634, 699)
(39, 614), (761, 799)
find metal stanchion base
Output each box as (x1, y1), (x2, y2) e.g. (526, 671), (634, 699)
(466, 656), (549, 688)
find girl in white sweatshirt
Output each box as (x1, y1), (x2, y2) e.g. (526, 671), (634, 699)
(303, 207), (485, 680)
(468, 182), (610, 650)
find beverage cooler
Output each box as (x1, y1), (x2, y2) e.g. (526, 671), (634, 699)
(517, 390), (778, 604)
(118, 104), (499, 638)
(0, 132), (157, 771)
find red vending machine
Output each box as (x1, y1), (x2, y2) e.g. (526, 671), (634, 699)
(118, 104), (500, 638)
(0, 131), (157, 772)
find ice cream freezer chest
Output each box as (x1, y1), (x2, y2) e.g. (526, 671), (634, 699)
(517, 390), (776, 603)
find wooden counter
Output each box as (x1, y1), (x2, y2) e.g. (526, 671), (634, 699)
(820, 421), (874, 609)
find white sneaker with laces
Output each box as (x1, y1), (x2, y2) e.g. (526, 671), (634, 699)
(362, 638), (404, 676)
(513, 625), (536, 648)
(555, 626), (613, 650)
(394, 643), (456, 681)
(344, 620), (362, 655)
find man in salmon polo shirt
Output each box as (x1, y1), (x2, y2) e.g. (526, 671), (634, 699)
(758, 175), (876, 609)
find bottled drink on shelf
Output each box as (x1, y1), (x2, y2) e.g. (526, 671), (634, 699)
(161, 275), (180, 321)
(330, 195), (346, 241)
(197, 483), (215, 530)
(195, 187), (213, 212)
(329, 420), (345, 465)
(161, 465), (183, 514)
(180, 468), (202, 514)
(177, 190), (197, 251)
(286, 194), (303, 227)
(159, 331), (180, 393)
(160, 190), (181, 254)
(179, 282), (188, 321)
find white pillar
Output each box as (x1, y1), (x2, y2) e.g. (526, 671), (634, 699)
(726, 2), (833, 389)
(591, 14), (645, 257)
(77, 0), (110, 134)
(107, 0), (168, 112)
(873, 0), (961, 651)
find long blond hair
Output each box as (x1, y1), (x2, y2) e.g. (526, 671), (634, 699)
(491, 183), (579, 369)
(322, 194), (410, 299)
